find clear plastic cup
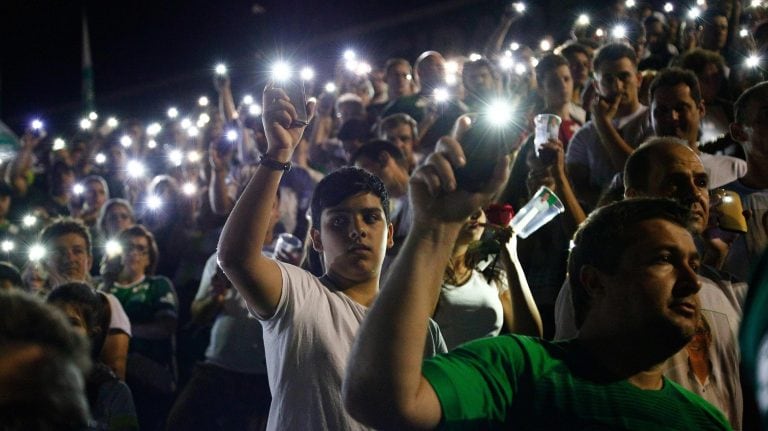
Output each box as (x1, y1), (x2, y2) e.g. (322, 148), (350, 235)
(510, 186), (565, 238)
(534, 114), (562, 156)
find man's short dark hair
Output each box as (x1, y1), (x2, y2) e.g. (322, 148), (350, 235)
(351, 140), (408, 169)
(47, 282), (110, 359)
(560, 42), (591, 62)
(535, 54), (571, 87)
(40, 218), (93, 256)
(675, 48), (726, 78)
(463, 57), (500, 81)
(734, 81), (768, 124)
(624, 137), (692, 192)
(0, 290), (92, 430)
(697, 7), (728, 28)
(649, 67), (703, 105)
(593, 43), (638, 73)
(568, 198), (693, 327)
(310, 167), (390, 229)
(0, 261), (22, 288)
(378, 113), (418, 140)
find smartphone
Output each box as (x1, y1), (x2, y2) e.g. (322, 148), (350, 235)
(453, 114), (514, 192)
(713, 189), (748, 233)
(276, 79), (308, 127)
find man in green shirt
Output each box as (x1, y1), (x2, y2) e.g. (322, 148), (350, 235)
(344, 132), (731, 430)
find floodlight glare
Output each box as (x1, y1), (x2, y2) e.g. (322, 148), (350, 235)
(688, 7), (701, 19)
(271, 61), (292, 81)
(343, 50), (356, 61)
(28, 244), (46, 262)
(612, 25), (627, 39)
(746, 54), (761, 68)
(487, 100), (514, 126)
(126, 160), (146, 178)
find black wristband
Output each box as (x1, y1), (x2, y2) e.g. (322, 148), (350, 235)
(259, 155), (291, 172)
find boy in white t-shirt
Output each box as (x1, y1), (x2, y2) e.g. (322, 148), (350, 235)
(218, 83), (444, 431)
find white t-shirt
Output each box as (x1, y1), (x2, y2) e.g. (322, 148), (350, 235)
(554, 267), (746, 429)
(723, 180), (768, 282)
(253, 260), (446, 431)
(104, 292), (131, 337)
(699, 152), (747, 189)
(434, 270), (507, 350)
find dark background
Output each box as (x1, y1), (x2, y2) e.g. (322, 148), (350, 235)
(1, 0), (611, 134)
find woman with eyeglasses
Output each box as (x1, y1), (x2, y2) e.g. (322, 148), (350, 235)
(99, 224), (179, 431)
(92, 198), (136, 276)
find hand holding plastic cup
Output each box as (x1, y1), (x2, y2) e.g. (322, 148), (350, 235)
(510, 186), (565, 238)
(274, 233), (303, 265)
(534, 114), (561, 156)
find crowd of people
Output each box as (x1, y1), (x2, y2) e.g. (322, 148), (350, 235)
(2, 0), (768, 429)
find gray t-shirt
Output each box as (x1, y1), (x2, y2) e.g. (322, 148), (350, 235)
(253, 260), (446, 431)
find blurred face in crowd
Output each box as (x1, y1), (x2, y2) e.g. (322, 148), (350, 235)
(651, 83), (705, 147)
(84, 180), (107, 210)
(105, 204), (134, 236)
(700, 16), (729, 51)
(457, 209), (486, 245)
(463, 64), (498, 101)
(595, 57), (642, 112)
(565, 52), (591, 88)
(696, 62), (724, 103)
(47, 233), (92, 282)
(416, 52), (446, 93)
(382, 124), (415, 166)
(542, 65), (574, 108)
(354, 153), (410, 199)
(121, 234), (151, 278)
(645, 21), (668, 53)
(731, 86), (768, 158)
(311, 193), (393, 284)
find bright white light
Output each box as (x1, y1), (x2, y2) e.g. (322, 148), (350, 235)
(751, 0), (762, 7)
(105, 240), (122, 258)
(510, 42), (520, 51)
(696, 0), (705, 5)
(576, 14), (590, 26)
(180, 118), (191, 129)
(226, 130), (238, 141)
(487, 100), (514, 126)
(595, 28), (605, 37)
(248, 104), (262, 116)
(688, 7), (701, 19)
(147, 122), (162, 136)
(469, 53), (482, 62)
(187, 151), (202, 163)
(52, 138), (66, 151)
(73, 183), (85, 195)
(746, 54), (761, 68)
(198, 96), (209, 107)
(126, 160), (146, 178)
(740, 28), (749, 38)
(242, 94), (254, 105)
(722, 195), (734, 203)
(187, 126), (199, 138)
(167, 107), (179, 119)
(120, 135), (133, 148)
(80, 118), (93, 130)
(324, 82), (337, 93)
(515, 63), (527, 75)
(445, 74), (458, 86)
(300, 66), (315, 81)
(345, 59), (359, 72)
(343, 49), (356, 61)
(540, 39), (552, 51)
(28, 244), (46, 262)
(147, 139), (157, 149)
(215, 63), (227, 75)
(530, 57), (539, 67)
(1, 240), (15, 253)
(106, 117), (119, 128)
(445, 60), (459, 75)
(169, 149), (183, 166)
(664, 2), (674, 12)
(355, 62), (372, 75)
(198, 113), (210, 124)
(31, 119), (44, 130)
(22, 214), (37, 228)
(271, 61), (292, 81)
(612, 25), (627, 39)
(88, 111), (98, 121)
(95, 153), (107, 164)
(146, 195), (163, 210)
(182, 182), (198, 196)
(625, 0), (636, 7)
(433, 87), (450, 103)
(513, 2), (526, 13)
(499, 56), (515, 70)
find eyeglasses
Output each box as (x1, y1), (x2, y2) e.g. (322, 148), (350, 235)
(125, 243), (149, 255)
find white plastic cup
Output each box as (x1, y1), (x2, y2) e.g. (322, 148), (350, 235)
(533, 114), (562, 156)
(510, 186), (565, 238)
(274, 233), (303, 263)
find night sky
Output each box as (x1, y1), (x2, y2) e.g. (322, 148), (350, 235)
(1, 0), (604, 134)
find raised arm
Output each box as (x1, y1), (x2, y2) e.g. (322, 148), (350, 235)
(344, 134), (509, 429)
(498, 235), (543, 337)
(217, 84), (314, 318)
